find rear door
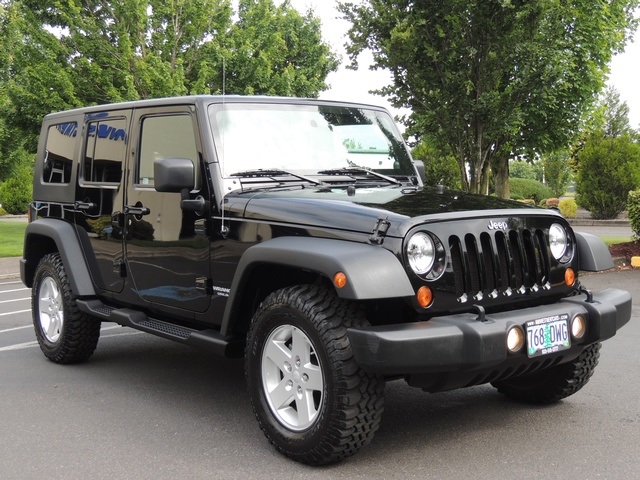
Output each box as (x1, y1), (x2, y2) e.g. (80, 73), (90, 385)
(75, 111), (130, 293)
(123, 106), (211, 314)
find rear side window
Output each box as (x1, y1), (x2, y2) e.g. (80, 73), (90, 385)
(83, 118), (126, 185)
(42, 122), (77, 184)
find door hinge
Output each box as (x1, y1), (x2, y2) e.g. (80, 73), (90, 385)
(196, 277), (213, 294)
(113, 259), (126, 277)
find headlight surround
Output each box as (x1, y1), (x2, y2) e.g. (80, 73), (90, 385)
(406, 232), (446, 279)
(406, 232), (435, 275)
(549, 223), (569, 261)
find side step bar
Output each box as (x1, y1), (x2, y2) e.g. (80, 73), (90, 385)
(77, 298), (244, 358)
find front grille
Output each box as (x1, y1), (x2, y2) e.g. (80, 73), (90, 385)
(449, 228), (550, 301)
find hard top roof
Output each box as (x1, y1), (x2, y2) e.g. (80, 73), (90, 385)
(43, 95), (390, 120)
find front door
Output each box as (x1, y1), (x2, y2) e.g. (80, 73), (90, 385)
(124, 107), (210, 313)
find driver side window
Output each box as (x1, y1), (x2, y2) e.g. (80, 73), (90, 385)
(138, 114), (200, 188)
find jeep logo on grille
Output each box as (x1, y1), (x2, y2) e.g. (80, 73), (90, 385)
(488, 220), (508, 231)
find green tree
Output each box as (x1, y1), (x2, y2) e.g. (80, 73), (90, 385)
(591, 87), (634, 139)
(411, 137), (461, 189)
(575, 132), (640, 219)
(540, 150), (572, 198)
(338, 0), (638, 197)
(0, 0), (339, 181)
(509, 161), (541, 182)
(224, 0), (339, 97)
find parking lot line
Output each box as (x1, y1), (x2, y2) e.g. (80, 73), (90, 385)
(0, 309), (31, 317)
(0, 297), (30, 304)
(0, 325), (32, 334)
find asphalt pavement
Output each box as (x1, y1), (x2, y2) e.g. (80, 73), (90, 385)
(1, 267), (638, 479)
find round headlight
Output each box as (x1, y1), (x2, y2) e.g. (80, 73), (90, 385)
(407, 232), (436, 275)
(549, 223), (568, 261)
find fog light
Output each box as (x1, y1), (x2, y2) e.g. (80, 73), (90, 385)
(564, 268), (576, 287)
(416, 286), (433, 308)
(507, 326), (525, 353)
(571, 315), (587, 339)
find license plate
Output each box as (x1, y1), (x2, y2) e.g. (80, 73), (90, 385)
(526, 314), (570, 358)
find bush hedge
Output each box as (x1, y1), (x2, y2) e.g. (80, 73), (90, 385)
(628, 190), (640, 239)
(0, 167), (33, 215)
(575, 133), (640, 219)
(509, 178), (554, 204)
(558, 198), (578, 218)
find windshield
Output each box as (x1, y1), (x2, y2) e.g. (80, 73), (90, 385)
(208, 102), (414, 178)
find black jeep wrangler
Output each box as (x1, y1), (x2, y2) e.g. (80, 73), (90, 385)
(21, 96), (631, 465)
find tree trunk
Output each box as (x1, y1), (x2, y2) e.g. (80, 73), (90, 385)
(493, 156), (510, 199)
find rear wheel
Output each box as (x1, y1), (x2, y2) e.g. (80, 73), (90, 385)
(491, 343), (601, 404)
(245, 284), (384, 465)
(32, 253), (101, 363)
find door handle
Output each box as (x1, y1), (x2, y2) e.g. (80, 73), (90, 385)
(124, 202), (150, 216)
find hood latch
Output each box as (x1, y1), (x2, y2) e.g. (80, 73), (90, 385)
(370, 217), (391, 245)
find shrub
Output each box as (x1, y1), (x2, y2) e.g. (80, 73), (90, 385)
(0, 166), (33, 215)
(575, 133), (640, 219)
(545, 198), (559, 209)
(509, 177), (554, 204)
(628, 190), (640, 239)
(558, 198), (578, 218)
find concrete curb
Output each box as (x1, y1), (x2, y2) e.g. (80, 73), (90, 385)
(567, 219), (631, 227)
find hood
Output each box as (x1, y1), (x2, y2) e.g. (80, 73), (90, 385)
(232, 185), (551, 238)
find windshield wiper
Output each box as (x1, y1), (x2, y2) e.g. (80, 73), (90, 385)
(317, 167), (402, 186)
(230, 169), (323, 186)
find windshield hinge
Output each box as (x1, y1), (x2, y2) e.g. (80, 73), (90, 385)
(370, 217), (391, 245)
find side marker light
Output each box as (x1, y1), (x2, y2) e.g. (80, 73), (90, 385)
(333, 272), (347, 289)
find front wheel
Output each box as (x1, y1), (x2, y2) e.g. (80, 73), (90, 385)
(491, 343), (601, 404)
(32, 253), (101, 364)
(245, 285), (385, 465)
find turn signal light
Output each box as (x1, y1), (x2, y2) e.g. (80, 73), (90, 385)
(416, 286), (433, 308)
(333, 272), (347, 289)
(564, 268), (576, 287)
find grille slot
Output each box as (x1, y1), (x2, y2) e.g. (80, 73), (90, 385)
(449, 228), (550, 302)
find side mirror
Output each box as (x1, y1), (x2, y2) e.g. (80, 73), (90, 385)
(154, 157), (195, 193)
(154, 157), (207, 213)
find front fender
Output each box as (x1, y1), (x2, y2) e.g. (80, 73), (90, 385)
(220, 237), (414, 335)
(575, 232), (615, 272)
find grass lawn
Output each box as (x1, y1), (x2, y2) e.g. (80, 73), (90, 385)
(0, 221), (27, 257)
(601, 236), (632, 246)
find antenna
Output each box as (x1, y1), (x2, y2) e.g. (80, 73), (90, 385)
(219, 54), (229, 237)
(222, 55), (226, 97)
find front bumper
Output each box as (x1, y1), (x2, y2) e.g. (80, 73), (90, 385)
(347, 288), (632, 378)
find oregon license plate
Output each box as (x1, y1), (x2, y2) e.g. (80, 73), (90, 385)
(526, 314), (570, 358)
